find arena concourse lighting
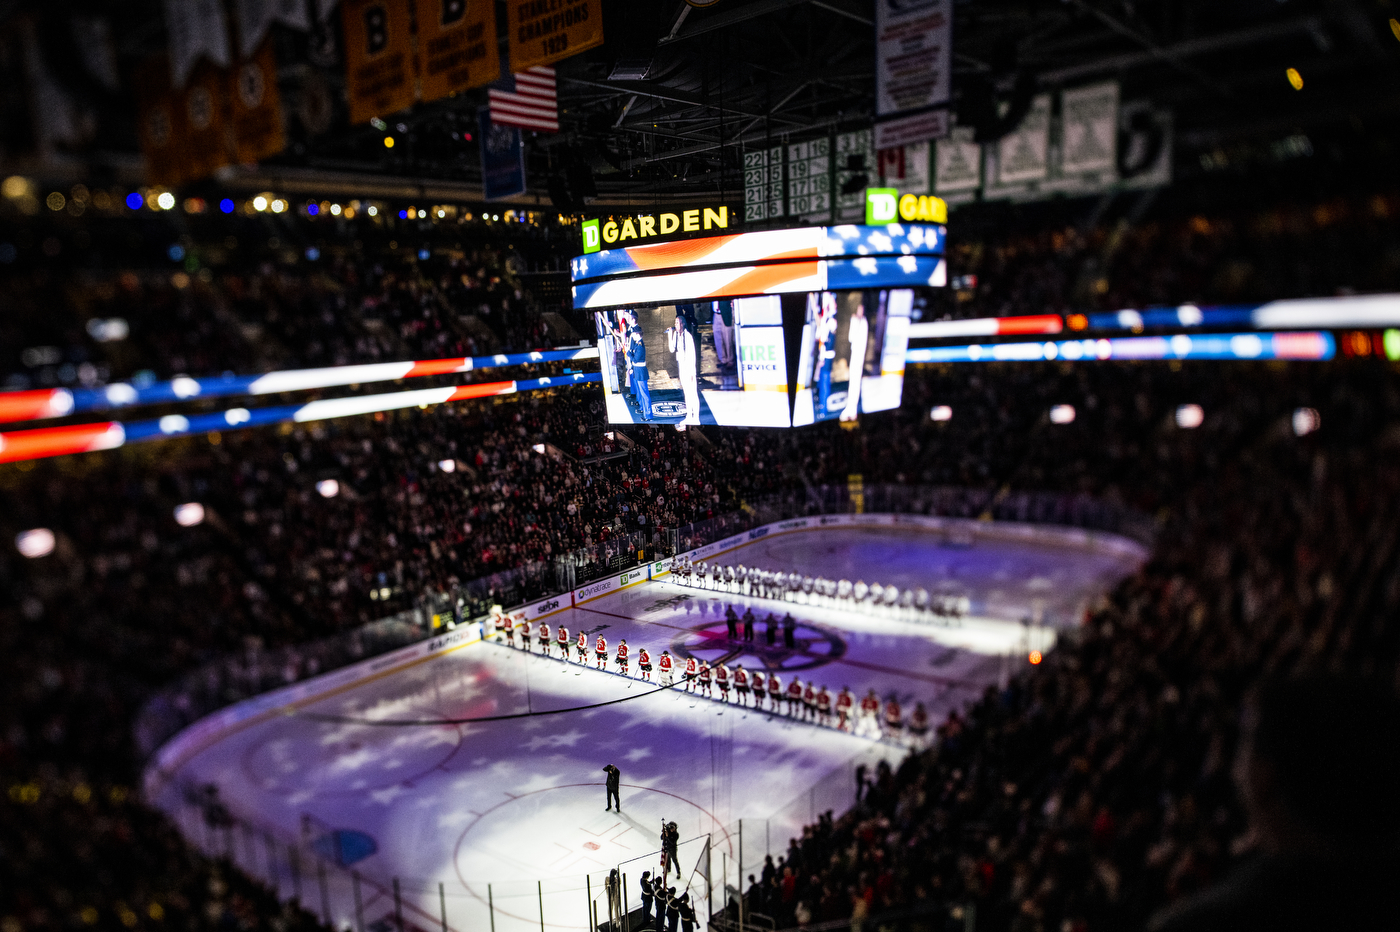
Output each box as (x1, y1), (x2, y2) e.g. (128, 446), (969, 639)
(14, 528), (55, 558)
(930, 405), (953, 421)
(315, 479), (340, 498)
(0, 347), (600, 426)
(1049, 405), (1077, 424)
(1174, 404), (1205, 428)
(0, 374), (600, 465)
(1293, 407), (1322, 436)
(173, 503), (206, 527)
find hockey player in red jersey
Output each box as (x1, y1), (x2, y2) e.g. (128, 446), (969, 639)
(767, 672), (782, 711)
(816, 685), (832, 726)
(522, 618), (533, 651)
(715, 662), (730, 701)
(616, 639), (630, 676)
(733, 665), (749, 706)
(883, 696), (903, 737)
(697, 660), (713, 697)
(659, 650), (674, 686)
(638, 646), (652, 682)
(859, 688), (881, 737)
(909, 701), (930, 748)
(836, 686), (855, 731)
(595, 634), (608, 670)
(748, 668), (763, 708)
(684, 655), (698, 691)
(539, 621), (551, 657)
(557, 625), (570, 658)
(802, 680), (817, 721)
(576, 629), (588, 662)
(785, 677), (803, 716)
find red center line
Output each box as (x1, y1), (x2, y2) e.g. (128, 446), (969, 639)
(572, 605), (984, 689)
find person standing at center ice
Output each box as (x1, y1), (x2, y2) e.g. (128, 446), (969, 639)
(667, 312), (702, 425)
(603, 763), (621, 811)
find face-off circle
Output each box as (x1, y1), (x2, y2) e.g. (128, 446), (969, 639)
(669, 618), (846, 673)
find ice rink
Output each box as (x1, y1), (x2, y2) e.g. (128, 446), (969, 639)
(147, 523), (1146, 932)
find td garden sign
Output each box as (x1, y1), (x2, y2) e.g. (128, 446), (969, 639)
(580, 205), (738, 254)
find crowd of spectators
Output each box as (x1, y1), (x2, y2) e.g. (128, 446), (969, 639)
(0, 203), (586, 391)
(3, 176), (1400, 931)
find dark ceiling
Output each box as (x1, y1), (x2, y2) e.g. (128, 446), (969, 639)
(2, 0), (1398, 202)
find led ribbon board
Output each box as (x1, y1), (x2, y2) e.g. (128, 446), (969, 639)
(0, 347), (599, 426)
(570, 223), (946, 309)
(0, 374), (602, 465)
(905, 332), (1336, 364)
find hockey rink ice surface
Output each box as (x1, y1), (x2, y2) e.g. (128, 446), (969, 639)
(148, 525), (1147, 932)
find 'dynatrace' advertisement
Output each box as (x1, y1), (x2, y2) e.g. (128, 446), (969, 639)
(595, 297), (791, 427)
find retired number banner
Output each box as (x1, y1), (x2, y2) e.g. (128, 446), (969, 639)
(342, 0), (416, 124)
(419, 0), (502, 104)
(508, 0), (603, 73)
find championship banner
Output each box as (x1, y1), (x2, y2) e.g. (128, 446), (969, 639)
(165, 0), (232, 87)
(232, 0), (311, 58)
(230, 42), (286, 164)
(874, 0), (951, 147)
(1059, 82), (1119, 177)
(418, 0), (502, 104)
(934, 126), (981, 194)
(995, 94), (1051, 186)
(507, 0), (604, 73)
(180, 63), (232, 182)
(342, 0), (416, 124)
(134, 57), (188, 186)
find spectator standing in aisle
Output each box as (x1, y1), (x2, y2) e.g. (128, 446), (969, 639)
(603, 763), (621, 811)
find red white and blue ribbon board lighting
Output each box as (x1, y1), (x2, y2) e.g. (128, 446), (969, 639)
(0, 347), (599, 426)
(904, 332), (1335, 364)
(569, 223), (946, 308)
(0, 374), (600, 465)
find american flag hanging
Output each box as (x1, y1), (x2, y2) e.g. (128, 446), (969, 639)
(488, 67), (559, 133)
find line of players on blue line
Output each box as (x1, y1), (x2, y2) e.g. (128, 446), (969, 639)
(668, 556), (971, 622)
(485, 609), (932, 746)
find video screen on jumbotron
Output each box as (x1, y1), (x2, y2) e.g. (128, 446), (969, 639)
(596, 296), (791, 428)
(596, 288), (916, 429)
(792, 288), (914, 426)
